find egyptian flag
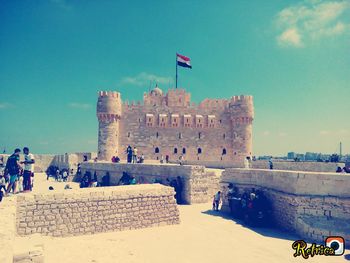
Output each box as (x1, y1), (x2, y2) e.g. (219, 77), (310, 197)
(177, 53), (192, 69)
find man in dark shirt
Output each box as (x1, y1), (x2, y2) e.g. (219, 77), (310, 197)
(5, 148), (21, 194)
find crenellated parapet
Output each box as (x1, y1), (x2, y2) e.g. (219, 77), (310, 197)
(228, 95), (254, 120)
(97, 91), (122, 121)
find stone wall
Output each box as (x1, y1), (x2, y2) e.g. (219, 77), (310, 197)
(80, 162), (221, 204)
(220, 168), (350, 245)
(16, 184), (180, 237)
(252, 160), (342, 173)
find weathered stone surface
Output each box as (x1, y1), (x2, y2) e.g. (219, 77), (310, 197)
(97, 88), (254, 167)
(16, 184), (180, 237)
(221, 168), (350, 245)
(80, 163), (221, 204)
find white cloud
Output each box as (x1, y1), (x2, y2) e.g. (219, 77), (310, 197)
(68, 103), (92, 110)
(278, 132), (288, 137)
(262, 131), (271, 136)
(320, 130), (331, 135)
(277, 28), (303, 47)
(337, 129), (348, 135)
(275, 0), (350, 47)
(120, 72), (173, 87)
(0, 102), (13, 109)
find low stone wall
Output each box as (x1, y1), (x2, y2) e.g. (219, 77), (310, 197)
(16, 184), (180, 237)
(252, 160), (342, 172)
(80, 162), (220, 204)
(220, 168), (350, 245)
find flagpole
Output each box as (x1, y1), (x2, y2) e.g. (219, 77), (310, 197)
(175, 53), (178, 89)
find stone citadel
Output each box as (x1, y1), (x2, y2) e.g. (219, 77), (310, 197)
(97, 86), (254, 166)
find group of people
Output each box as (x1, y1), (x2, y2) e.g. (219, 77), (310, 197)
(0, 147), (35, 201)
(126, 146), (144, 164)
(227, 184), (271, 226)
(46, 166), (73, 182)
(80, 171), (99, 188)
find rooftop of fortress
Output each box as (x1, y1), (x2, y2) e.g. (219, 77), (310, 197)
(97, 85), (253, 109)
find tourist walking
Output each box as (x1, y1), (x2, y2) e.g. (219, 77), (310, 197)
(22, 147), (35, 191)
(5, 148), (21, 195)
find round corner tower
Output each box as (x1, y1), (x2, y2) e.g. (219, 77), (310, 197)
(228, 95), (254, 164)
(97, 91), (122, 161)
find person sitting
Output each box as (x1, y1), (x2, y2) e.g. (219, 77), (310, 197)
(336, 166), (343, 173)
(118, 172), (131, 185)
(129, 176), (136, 185)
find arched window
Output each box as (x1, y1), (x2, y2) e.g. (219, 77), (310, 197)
(223, 133), (226, 139)
(174, 148), (178, 154)
(198, 132), (201, 139)
(155, 147), (160, 153)
(222, 148), (227, 155)
(156, 132), (159, 138)
(179, 133), (182, 139)
(127, 132), (130, 138)
(197, 148), (202, 154)
(182, 148), (186, 154)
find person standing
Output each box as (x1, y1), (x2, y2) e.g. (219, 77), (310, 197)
(22, 147), (35, 191)
(5, 148), (21, 195)
(244, 157), (250, 169)
(126, 146), (132, 163)
(213, 191), (221, 211)
(269, 158), (273, 170)
(132, 147), (138, 163)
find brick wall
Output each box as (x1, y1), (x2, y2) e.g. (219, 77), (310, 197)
(220, 168), (350, 245)
(16, 184), (180, 237)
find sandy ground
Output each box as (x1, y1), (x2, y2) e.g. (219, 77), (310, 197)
(12, 174), (350, 263)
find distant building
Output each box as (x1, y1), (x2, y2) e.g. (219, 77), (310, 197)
(296, 154), (305, 161)
(305, 152), (318, 161)
(287, 152), (295, 160)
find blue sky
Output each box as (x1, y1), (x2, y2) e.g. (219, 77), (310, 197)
(0, 0), (349, 156)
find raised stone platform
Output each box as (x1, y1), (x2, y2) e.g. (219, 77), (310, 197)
(80, 162), (220, 204)
(16, 184), (180, 237)
(220, 168), (350, 246)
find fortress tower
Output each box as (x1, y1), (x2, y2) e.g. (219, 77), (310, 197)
(96, 86), (254, 167)
(97, 91), (122, 161)
(229, 95), (254, 164)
